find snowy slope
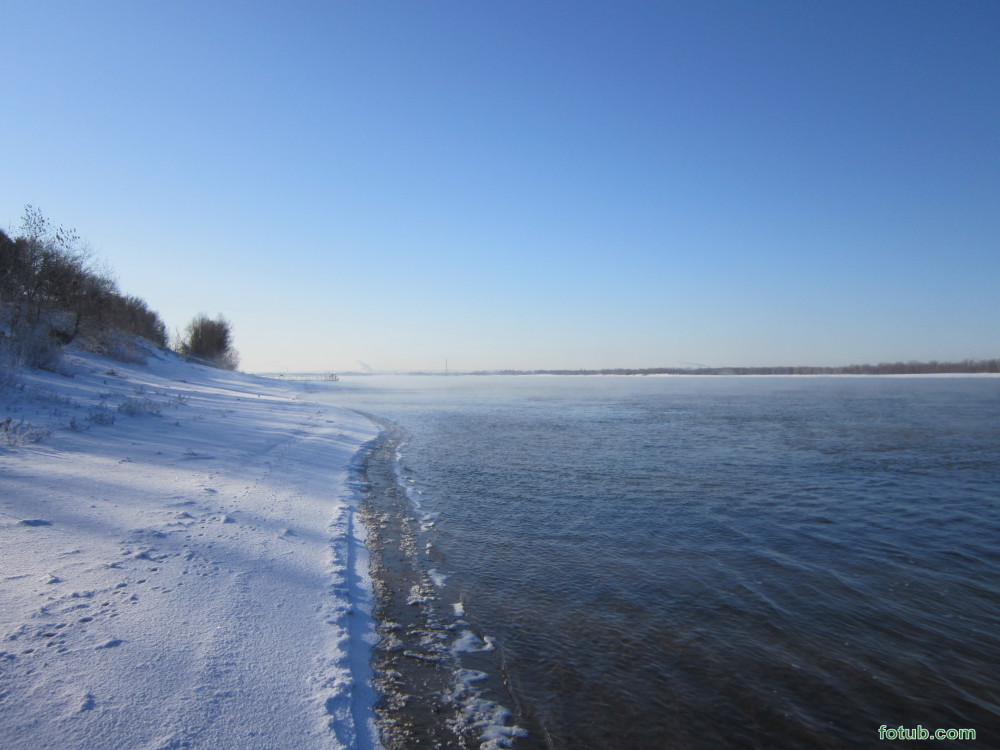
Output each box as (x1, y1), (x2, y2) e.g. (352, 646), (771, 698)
(0, 343), (382, 750)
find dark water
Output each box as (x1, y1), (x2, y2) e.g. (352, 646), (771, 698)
(317, 375), (1000, 749)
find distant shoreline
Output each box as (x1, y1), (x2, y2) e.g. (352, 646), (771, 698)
(261, 359), (1000, 378)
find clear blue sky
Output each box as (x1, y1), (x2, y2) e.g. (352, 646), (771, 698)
(3, 1), (998, 372)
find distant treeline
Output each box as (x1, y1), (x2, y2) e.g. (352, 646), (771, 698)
(470, 360), (1000, 376)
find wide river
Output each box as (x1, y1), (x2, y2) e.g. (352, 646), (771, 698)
(314, 374), (1000, 749)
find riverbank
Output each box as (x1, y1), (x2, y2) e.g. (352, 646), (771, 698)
(355, 416), (531, 750)
(0, 342), (381, 749)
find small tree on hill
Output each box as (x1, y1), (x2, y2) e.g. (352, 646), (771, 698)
(178, 314), (239, 370)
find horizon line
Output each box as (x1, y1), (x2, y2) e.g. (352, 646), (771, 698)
(254, 357), (1000, 377)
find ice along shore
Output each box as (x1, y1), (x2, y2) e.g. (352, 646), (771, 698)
(0, 342), (383, 750)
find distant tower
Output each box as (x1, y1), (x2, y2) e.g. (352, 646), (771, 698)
(445, 357), (449, 375)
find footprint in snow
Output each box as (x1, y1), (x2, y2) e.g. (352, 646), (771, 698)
(96, 638), (124, 649)
(18, 519), (52, 527)
(182, 450), (215, 460)
(127, 528), (167, 540)
(133, 549), (166, 561)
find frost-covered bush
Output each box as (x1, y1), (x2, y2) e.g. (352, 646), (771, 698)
(87, 403), (117, 425)
(105, 336), (147, 364)
(80, 329), (149, 364)
(117, 396), (163, 417)
(22, 329), (64, 372)
(0, 323), (63, 374)
(0, 418), (52, 445)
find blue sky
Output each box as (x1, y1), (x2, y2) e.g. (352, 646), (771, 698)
(3, 1), (998, 371)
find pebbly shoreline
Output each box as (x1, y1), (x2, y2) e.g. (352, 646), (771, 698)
(355, 415), (535, 749)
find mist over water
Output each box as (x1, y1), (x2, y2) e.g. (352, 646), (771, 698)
(317, 375), (1000, 749)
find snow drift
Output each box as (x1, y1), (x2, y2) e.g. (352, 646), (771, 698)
(0, 342), (382, 749)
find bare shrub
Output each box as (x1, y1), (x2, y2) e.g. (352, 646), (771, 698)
(104, 336), (148, 364)
(0, 322), (63, 372)
(106, 294), (167, 347)
(117, 396), (163, 417)
(0, 418), (52, 445)
(79, 330), (150, 364)
(87, 404), (116, 425)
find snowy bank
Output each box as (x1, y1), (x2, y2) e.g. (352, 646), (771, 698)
(0, 344), (382, 749)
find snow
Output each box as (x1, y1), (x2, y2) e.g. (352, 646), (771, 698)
(0, 343), (382, 750)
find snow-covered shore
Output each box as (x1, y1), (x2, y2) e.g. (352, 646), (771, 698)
(0, 343), (382, 749)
